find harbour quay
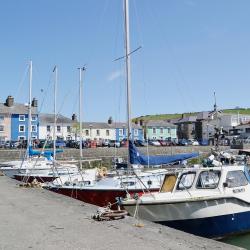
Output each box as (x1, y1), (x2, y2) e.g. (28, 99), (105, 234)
(0, 145), (230, 161)
(0, 175), (240, 250)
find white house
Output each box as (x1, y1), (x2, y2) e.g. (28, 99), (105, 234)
(39, 113), (74, 140)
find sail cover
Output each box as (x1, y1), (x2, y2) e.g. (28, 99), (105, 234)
(129, 141), (199, 166)
(28, 146), (63, 159)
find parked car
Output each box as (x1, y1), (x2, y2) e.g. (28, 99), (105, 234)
(108, 140), (121, 148)
(0, 141), (5, 148)
(102, 139), (110, 147)
(120, 139), (128, 147)
(178, 139), (188, 146)
(158, 140), (168, 146)
(187, 139), (199, 146)
(38, 140), (53, 148)
(148, 140), (161, 146)
(134, 140), (146, 147)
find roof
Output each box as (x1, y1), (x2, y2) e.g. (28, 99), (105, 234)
(175, 116), (197, 124)
(145, 120), (176, 128)
(0, 103), (38, 115)
(81, 122), (142, 129)
(39, 113), (73, 124)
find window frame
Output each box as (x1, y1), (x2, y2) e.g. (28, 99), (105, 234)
(47, 125), (51, 132)
(19, 125), (25, 133)
(31, 116), (37, 121)
(176, 171), (196, 190)
(119, 129), (123, 136)
(0, 125), (4, 132)
(196, 170), (221, 189)
(56, 125), (61, 132)
(19, 115), (25, 121)
(0, 115), (4, 121)
(96, 129), (100, 136)
(31, 125), (37, 132)
(226, 170), (249, 188)
(106, 129), (110, 136)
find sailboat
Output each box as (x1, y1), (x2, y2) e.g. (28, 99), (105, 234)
(45, 0), (198, 208)
(1, 63), (78, 183)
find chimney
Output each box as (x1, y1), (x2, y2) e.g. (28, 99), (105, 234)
(139, 119), (144, 126)
(31, 98), (38, 107)
(181, 113), (186, 119)
(108, 116), (113, 124)
(72, 113), (77, 121)
(5, 96), (14, 107)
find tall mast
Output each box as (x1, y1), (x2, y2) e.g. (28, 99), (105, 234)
(78, 67), (85, 169)
(124, 0), (132, 164)
(28, 60), (32, 151)
(53, 66), (57, 164)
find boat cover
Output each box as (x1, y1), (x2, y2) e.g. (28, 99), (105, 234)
(28, 146), (63, 160)
(129, 141), (199, 166)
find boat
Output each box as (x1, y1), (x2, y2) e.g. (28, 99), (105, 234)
(45, 0), (198, 208)
(1, 63), (79, 183)
(121, 164), (250, 239)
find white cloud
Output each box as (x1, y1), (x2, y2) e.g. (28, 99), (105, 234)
(107, 70), (123, 81)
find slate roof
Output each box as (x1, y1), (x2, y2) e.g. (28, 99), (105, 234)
(0, 103), (38, 115)
(175, 116), (197, 124)
(40, 113), (72, 124)
(81, 122), (142, 129)
(145, 120), (176, 128)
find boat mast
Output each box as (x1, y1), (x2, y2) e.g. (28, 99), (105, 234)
(53, 66), (57, 164)
(124, 0), (132, 165)
(78, 67), (85, 169)
(28, 60), (32, 153)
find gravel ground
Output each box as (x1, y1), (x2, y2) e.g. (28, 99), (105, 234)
(0, 176), (242, 250)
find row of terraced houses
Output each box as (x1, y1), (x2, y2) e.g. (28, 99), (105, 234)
(2, 95), (250, 143)
(0, 96), (177, 142)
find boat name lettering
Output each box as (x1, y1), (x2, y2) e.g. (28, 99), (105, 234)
(233, 188), (245, 193)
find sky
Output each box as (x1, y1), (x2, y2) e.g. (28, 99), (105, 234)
(1, 0), (250, 122)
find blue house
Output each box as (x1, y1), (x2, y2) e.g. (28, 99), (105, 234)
(115, 122), (144, 141)
(3, 96), (39, 141)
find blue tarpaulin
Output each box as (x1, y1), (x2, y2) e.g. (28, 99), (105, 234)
(129, 141), (199, 166)
(28, 146), (63, 160)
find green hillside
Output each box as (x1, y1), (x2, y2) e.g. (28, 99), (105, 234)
(134, 108), (250, 122)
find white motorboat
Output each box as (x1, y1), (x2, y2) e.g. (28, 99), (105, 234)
(121, 164), (250, 238)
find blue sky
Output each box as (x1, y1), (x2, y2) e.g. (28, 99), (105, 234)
(1, 0), (250, 121)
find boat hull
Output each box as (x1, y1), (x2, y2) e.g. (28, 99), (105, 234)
(123, 197), (250, 238)
(159, 210), (250, 239)
(14, 175), (57, 183)
(48, 187), (159, 208)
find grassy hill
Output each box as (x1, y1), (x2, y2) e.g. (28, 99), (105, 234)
(134, 108), (250, 122)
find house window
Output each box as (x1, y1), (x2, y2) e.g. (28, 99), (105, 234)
(167, 128), (171, 134)
(85, 130), (89, 136)
(134, 129), (138, 136)
(67, 126), (71, 133)
(19, 115), (25, 121)
(160, 128), (163, 134)
(96, 130), (100, 136)
(19, 125), (25, 132)
(106, 130), (110, 136)
(31, 116), (37, 121)
(119, 129), (123, 136)
(246, 128), (250, 133)
(0, 115), (4, 121)
(47, 125), (51, 132)
(152, 128), (156, 134)
(0, 125), (4, 132)
(31, 125), (37, 132)
(18, 136), (26, 140)
(57, 126), (61, 132)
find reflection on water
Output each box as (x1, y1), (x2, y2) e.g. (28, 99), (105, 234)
(220, 233), (250, 249)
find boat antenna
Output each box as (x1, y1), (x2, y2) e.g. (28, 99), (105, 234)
(213, 91), (217, 112)
(124, 0), (132, 167)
